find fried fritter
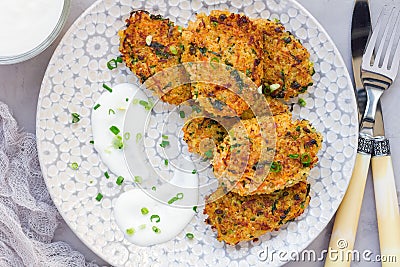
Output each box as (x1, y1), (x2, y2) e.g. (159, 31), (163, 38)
(119, 11), (191, 105)
(204, 181), (311, 245)
(213, 113), (322, 196)
(253, 18), (314, 99)
(182, 117), (229, 157)
(182, 98), (289, 156)
(181, 11), (264, 116)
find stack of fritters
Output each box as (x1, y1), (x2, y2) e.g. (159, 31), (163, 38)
(119, 10), (321, 245)
(119, 10), (315, 109)
(182, 111), (321, 244)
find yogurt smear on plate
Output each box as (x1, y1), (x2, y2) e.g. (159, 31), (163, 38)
(91, 82), (198, 246)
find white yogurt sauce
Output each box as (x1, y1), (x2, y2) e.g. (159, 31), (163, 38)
(92, 82), (199, 246)
(0, 0), (64, 57)
(91, 83), (150, 181)
(114, 170), (198, 246)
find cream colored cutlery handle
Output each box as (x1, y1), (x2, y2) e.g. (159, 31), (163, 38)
(371, 155), (400, 267)
(324, 153), (371, 267)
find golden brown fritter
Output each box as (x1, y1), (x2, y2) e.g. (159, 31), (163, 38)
(240, 96), (290, 120)
(182, 117), (229, 157)
(213, 113), (322, 196)
(181, 11), (264, 116)
(204, 181), (311, 245)
(253, 18), (314, 99)
(182, 98), (289, 156)
(119, 11), (191, 105)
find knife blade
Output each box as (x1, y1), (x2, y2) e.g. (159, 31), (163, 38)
(324, 1), (373, 266)
(374, 102), (385, 137)
(351, 0), (371, 121)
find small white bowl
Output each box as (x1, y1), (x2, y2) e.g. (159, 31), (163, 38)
(0, 0), (71, 65)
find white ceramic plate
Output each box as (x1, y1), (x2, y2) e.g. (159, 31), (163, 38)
(36, 0), (358, 266)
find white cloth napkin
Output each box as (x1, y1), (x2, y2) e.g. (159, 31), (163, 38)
(0, 101), (98, 267)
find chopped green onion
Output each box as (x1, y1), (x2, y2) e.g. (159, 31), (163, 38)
(139, 100), (148, 107)
(193, 206), (198, 213)
(126, 228), (135, 236)
(116, 176), (124, 185)
(146, 35), (152, 46)
(94, 104), (101, 110)
(112, 135), (124, 149)
(124, 132), (131, 140)
(270, 83), (281, 92)
(192, 169), (197, 174)
(270, 161), (282, 173)
(104, 171), (110, 179)
(109, 109), (115, 115)
(110, 126), (120, 135)
(257, 85), (263, 94)
(289, 154), (299, 159)
(141, 207), (149, 215)
(151, 186), (156, 191)
(169, 45), (178, 55)
(139, 99), (153, 110)
(186, 233), (194, 239)
(164, 159), (169, 166)
(150, 214), (161, 223)
(162, 134), (168, 139)
(192, 105), (201, 113)
(134, 176), (142, 184)
(177, 26), (183, 33)
(179, 110), (185, 118)
(160, 140), (170, 148)
(246, 69), (252, 77)
(95, 193), (103, 201)
(139, 224), (146, 230)
(71, 113), (80, 123)
(168, 197), (178, 204)
(125, 98), (129, 102)
(136, 133), (143, 143)
(70, 162), (79, 170)
(204, 149), (213, 159)
(167, 193), (184, 204)
(210, 57), (220, 69)
(103, 83), (113, 93)
(301, 153), (311, 167)
(296, 126), (301, 132)
(132, 98), (139, 105)
(298, 98), (306, 107)
(152, 226), (161, 234)
(106, 57), (123, 70)
(89, 140), (94, 144)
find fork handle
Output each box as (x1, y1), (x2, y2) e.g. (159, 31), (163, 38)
(324, 152), (371, 267)
(371, 138), (400, 266)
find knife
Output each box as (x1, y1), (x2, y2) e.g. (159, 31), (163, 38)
(324, 1), (372, 266)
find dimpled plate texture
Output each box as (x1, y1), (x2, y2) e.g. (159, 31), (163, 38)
(36, 0), (358, 266)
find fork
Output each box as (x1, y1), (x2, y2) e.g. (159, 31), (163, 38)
(361, 5), (400, 265)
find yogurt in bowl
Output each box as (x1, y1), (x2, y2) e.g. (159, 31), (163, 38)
(0, 0), (70, 64)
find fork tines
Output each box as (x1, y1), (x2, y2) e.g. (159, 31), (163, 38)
(362, 5), (400, 79)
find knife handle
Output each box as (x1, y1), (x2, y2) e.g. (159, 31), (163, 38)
(371, 138), (400, 267)
(324, 151), (371, 267)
